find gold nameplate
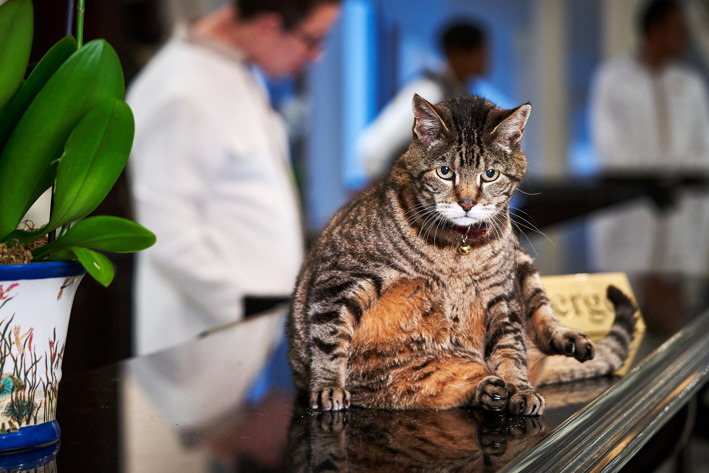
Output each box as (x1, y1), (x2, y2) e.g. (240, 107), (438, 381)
(540, 272), (645, 376)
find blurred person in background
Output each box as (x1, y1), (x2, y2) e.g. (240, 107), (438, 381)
(589, 0), (709, 333)
(358, 20), (489, 180)
(127, 0), (341, 355)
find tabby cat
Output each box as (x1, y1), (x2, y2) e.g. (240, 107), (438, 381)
(286, 94), (636, 415)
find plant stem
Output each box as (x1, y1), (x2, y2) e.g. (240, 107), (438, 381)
(76, 0), (85, 47)
(56, 0), (80, 243)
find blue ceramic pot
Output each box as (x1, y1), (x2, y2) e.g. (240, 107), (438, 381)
(0, 261), (85, 452)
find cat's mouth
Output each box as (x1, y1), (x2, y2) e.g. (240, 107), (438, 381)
(451, 222), (487, 239)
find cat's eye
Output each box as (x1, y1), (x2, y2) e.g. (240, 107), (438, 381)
(436, 166), (454, 180)
(481, 169), (500, 182)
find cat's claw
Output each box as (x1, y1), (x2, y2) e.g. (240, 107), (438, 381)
(552, 328), (595, 362)
(474, 376), (509, 412)
(311, 387), (351, 411)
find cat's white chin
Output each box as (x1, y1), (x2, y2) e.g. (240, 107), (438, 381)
(449, 216), (486, 227)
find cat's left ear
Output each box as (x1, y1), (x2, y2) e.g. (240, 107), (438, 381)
(412, 94), (450, 147)
(491, 103), (531, 152)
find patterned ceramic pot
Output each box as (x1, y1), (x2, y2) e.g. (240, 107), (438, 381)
(0, 261), (85, 452)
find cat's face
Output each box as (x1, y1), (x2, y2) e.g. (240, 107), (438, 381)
(402, 95), (530, 234)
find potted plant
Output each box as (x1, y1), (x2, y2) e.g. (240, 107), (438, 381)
(0, 0), (155, 452)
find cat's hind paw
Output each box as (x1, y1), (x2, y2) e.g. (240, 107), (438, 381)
(551, 328), (595, 362)
(310, 386), (351, 411)
(508, 387), (545, 416)
(474, 376), (509, 412)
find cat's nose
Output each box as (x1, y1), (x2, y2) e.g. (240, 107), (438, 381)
(458, 200), (475, 212)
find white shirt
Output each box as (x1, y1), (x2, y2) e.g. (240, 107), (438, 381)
(589, 55), (709, 276)
(127, 34), (304, 355)
(592, 56), (709, 172)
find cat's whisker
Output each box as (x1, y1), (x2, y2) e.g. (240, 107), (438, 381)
(512, 219), (556, 248)
(414, 207), (439, 228)
(489, 214), (509, 260)
(402, 203), (434, 220)
(509, 207), (550, 236)
(402, 202), (437, 224)
(426, 215), (446, 248)
(508, 204), (538, 221)
(509, 208), (555, 248)
(384, 204), (440, 242)
(501, 214), (515, 262)
(431, 214), (444, 248)
(511, 220), (541, 258)
(424, 215), (439, 246)
(515, 187), (542, 196)
(423, 213), (440, 242)
(417, 211), (442, 243)
(406, 209), (438, 230)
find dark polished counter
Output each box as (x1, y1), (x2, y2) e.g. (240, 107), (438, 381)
(43, 304), (709, 472)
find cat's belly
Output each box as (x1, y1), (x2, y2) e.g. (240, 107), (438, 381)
(347, 278), (485, 356)
(344, 278), (490, 409)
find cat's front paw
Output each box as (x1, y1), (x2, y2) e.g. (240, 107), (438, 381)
(508, 386), (545, 416)
(310, 386), (351, 411)
(474, 376), (509, 412)
(551, 328), (595, 362)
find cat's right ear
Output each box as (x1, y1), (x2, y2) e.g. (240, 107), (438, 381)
(412, 94), (450, 147)
(491, 103), (531, 153)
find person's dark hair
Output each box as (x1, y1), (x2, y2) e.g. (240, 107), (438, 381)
(439, 21), (486, 53)
(238, 0), (340, 30)
(638, 0), (680, 35)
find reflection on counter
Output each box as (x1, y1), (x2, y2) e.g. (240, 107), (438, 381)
(282, 376), (618, 473)
(119, 311), (292, 472)
(287, 408), (545, 473)
(0, 441), (58, 472)
(111, 308), (623, 472)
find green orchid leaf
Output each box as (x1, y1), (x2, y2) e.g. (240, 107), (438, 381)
(0, 35), (78, 150)
(32, 216), (156, 260)
(2, 97), (133, 247)
(0, 39), (125, 242)
(49, 99), (134, 229)
(53, 247), (115, 287)
(0, 0), (33, 109)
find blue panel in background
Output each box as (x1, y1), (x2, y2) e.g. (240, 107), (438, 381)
(342, 0), (378, 190)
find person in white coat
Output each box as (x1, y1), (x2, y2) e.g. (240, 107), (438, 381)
(589, 0), (709, 332)
(127, 0), (341, 355)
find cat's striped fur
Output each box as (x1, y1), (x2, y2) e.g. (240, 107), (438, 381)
(286, 94), (636, 415)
